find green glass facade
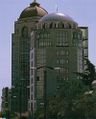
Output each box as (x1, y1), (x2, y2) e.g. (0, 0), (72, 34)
(11, 1), (47, 116)
(12, 27), (30, 113)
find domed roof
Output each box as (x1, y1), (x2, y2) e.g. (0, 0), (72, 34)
(39, 13), (76, 23)
(19, 2), (48, 19)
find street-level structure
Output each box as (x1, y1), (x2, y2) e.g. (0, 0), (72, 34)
(1, 87), (11, 117)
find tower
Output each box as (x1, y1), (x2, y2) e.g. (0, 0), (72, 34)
(30, 13), (88, 117)
(11, 1), (47, 116)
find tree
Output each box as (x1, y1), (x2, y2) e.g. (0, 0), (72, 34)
(34, 103), (45, 119)
(47, 79), (89, 119)
(76, 59), (96, 86)
(74, 89), (96, 119)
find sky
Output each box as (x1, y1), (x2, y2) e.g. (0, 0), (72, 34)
(0, 0), (96, 104)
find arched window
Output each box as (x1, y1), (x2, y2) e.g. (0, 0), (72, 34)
(68, 23), (71, 28)
(56, 23), (59, 28)
(43, 23), (45, 29)
(72, 24), (76, 29)
(64, 23), (69, 29)
(50, 22), (53, 28)
(45, 23), (49, 29)
(58, 22), (64, 28)
(21, 26), (28, 38)
(52, 23), (56, 28)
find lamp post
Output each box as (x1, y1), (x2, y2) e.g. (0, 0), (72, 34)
(32, 66), (61, 119)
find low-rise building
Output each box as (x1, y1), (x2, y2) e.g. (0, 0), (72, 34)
(1, 87), (11, 117)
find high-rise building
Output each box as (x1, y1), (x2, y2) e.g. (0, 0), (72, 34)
(29, 13), (88, 114)
(11, 0), (47, 116)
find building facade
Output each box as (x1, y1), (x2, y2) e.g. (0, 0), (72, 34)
(29, 13), (88, 114)
(79, 27), (88, 70)
(11, 0), (47, 115)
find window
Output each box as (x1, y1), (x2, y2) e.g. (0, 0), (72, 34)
(43, 23), (45, 29)
(61, 50), (65, 55)
(66, 60), (69, 64)
(66, 77), (69, 80)
(45, 23), (48, 28)
(37, 76), (40, 81)
(31, 77), (33, 84)
(31, 86), (33, 92)
(56, 32), (68, 46)
(57, 59), (59, 64)
(31, 53), (33, 59)
(57, 58), (65, 64)
(56, 50), (69, 57)
(60, 59), (65, 64)
(66, 51), (69, 55)
(84, 49), (88, 56)
(39, 41), (52, 47)
(28, 102), (30, 110)
(21, 26), (28, 38)
(31, 103), (33, 111)
(31, 61), (33, 67)
(83, 40), (88, 47)
(64, 23), (70, 28)
(73, 32), (78, 39)
(52, 23), (56, 28)
(31, 94), (33, 100)
(50, 22), (53, 28)
(56, 51), (59, 56)
(66, 68), (69, 73)
(58, 22), (64, 28)
(73, 24), (76, 29)
(31, 70), (33, 75)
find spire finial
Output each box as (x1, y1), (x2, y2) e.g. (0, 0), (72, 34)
(56, 4), (59, 12)
(34, 0), (36, 2)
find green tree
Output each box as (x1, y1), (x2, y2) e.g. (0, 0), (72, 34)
(34, 78), (91, 119)
(74, 89), (96, 119)
(47, 79), (89, 119)
(34, 103), (45, 119)
(77, 59), (96, 86)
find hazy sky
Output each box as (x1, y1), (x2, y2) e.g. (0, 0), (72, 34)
(0, 0), (96, 103)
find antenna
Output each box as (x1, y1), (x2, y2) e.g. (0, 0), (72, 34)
(56, 3), (59, 13)
(34, 0), (36, 2)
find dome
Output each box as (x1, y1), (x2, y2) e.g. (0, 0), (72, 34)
(19, 2), (48, 19)
(38, 13), (77, 29)
(39, 13), (76, 23)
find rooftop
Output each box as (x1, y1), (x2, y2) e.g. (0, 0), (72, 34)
(39, 13), (76, 23)
(19, 1), (48, 19)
